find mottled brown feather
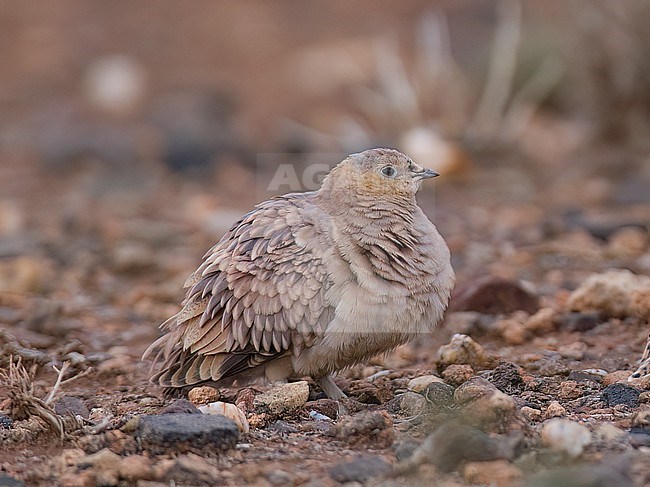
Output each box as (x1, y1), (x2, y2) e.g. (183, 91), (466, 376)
(144, 193), (334, 388)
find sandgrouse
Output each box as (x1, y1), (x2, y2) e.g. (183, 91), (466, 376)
(144, 148), (455, 399)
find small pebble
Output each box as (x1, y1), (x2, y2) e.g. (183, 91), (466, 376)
(567, 269), (650, 319)
(54, 396), (90, 419)
(593, 423), (627, 442)
(398, 391), (428, 416)
(463, 459), (522, 487)
(0, 413), (13, 429)
(454, 377), (498, 404)
(462, 389), (516, 429)
(309, 411), (333, 422)
(583, 368), (608, 377)
(442, 364), (475, 386)
(422, 382), (455, 410)
(118, 455), (155, 482)
(265, 469), (295, 486)
(520, 406), (542, 422)
(153, 454), (221, 482)
(630, 408), (650, 430)
(436, 334), (497, 371)
(557, 342), (588, 360)
(558, 380), (584, 400)
(545, 401), (566, 419)
(497, 317), (528, 345)
(407, 375), (444, 392)
(253, 381), (309, 415)
(235, 388), (256, 413)
(329, 410), (394, 449)
(524, 308), (556, 334)
(266, 420), (299, 434)
(0, 256), (55, 294)
(607, 226), (647, 257)
(537, 358), (570, 377)
(603, 371), (632, 386)
(304, 399), (340, 420)
(394, 439), (419, 462)
(77, 448), (121, 486)
(529, 464), (633, 487)
(567, 370), (603, 383)
(399, 423), (520, 473)
(188, 386), (220, 405)
(540, 418), (591, 458)
(160, 399), (201, 415)
(198, 401), (249, 433)
(327, 455), (392, 483)
(490, 362), (526, 395)
(630, 433), (650, 447)
(556, 311), (601, 332)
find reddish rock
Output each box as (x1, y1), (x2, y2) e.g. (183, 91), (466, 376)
(450, 276), (540, 315)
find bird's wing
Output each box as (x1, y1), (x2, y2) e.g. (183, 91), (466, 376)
(144, 194), (334, 387)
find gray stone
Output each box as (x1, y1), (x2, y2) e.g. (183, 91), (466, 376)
(529, 465), (632, 487)
(410, 423), (520, 472)
(394, 439), (419, 462)
(568, 370), (603, 384)
(454, 377), (498, 404)
(557, 312), (602, 332)
(422, 382), (455, 409)
(54, 396), (90, 419)
(0, 474), (24, 487)
(398, 392), (427, 416)
(267, 420), (299, 434)
(329, 410), (395, 449)
(136, 413), (238, 453)
(602, 384), (640, 408)
(328, 455), (392, 483)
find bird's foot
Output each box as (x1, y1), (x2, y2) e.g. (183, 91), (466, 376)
(336, 397), (366, 417)
(317, 374), (346, 400)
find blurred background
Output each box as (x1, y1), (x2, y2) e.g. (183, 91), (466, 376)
(0, 0), (648, 354)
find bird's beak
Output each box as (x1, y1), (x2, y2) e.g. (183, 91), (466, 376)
(411, 166), (440, 180)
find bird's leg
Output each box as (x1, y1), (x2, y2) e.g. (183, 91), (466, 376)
(318, 375), (366, 418)
(317, 374), (346, 400)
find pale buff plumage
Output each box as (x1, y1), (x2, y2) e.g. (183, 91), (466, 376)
(143, 148), (455, 399)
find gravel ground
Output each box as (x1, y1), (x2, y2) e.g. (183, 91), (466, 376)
(0, 148), (649, 486)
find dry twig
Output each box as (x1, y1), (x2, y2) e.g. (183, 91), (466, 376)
(0, 357), (65, 439)
(0, 357), (92, 440)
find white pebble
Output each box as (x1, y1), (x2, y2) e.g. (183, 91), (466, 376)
(199, 401), (249, 433)
(540, 418), (591, 458)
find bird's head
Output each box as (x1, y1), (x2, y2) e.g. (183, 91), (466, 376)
(321, 148), (438, 201)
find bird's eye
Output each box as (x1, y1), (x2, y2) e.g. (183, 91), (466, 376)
(381, 166), (397, 178)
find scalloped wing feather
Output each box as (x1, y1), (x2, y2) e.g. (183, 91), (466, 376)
(145, 194), (334, 388)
